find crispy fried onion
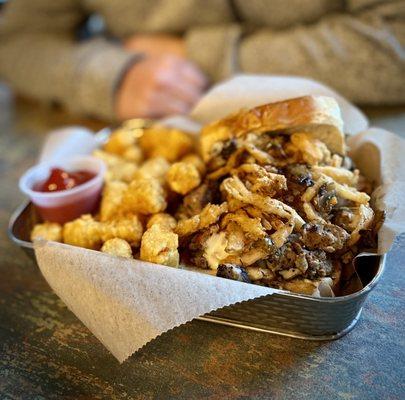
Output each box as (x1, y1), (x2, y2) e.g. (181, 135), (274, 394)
(221, 209), (266, 240)
(301, 177), (329, 223)
(207, 147), (244, 180)
(270, 221), (294, 248)
(311, 166), (359, 187)
(208, 138), (284, 180)
(302, 172), (370, 222)
(242, 142), (275, 164)
(230, 164), (287, 197)
(287, 133), (331, 165)
(221, 175), (305, 230)
(321, 174), (369, 204)
(175, 202), (228, 237)
(347, 204), (374, 246)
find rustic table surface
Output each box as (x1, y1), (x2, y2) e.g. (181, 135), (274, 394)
(0, 84), (404, 400)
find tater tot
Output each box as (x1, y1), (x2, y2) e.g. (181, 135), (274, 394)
(122, 145), (143, 164)
(31, 222), (62, 242)
(93, 149), (122, 166)
(106, 163), (138, 183)
(103, 128), (137, 155)
(147, 213), (177, 230)
(93, 149), (138, 183)
(101, 238), (133, 258)
(181, 154), (206, 176)
(139, 128), (194, 162)
(63, 215), (102, 250)
(122, 176), (167, 215)
(100, 181), (128, 222)
(136, 157), (170, 184)
(140, 225), (179, 267)
(166, 162), (201, 195)
(100, 215), (143, 247)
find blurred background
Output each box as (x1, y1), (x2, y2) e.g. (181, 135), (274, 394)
(0, 0), (404, 131)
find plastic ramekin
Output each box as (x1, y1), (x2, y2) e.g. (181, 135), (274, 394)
(19, 156), (106, 224)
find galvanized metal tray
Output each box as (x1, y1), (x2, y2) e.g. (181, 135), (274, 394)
(9, 201), (385, 341)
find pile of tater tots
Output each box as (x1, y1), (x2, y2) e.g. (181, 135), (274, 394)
(31, 120), (203, 267)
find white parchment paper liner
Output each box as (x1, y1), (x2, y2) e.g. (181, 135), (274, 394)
(35, 242), (273, 362)
(33, 75), (405, 362)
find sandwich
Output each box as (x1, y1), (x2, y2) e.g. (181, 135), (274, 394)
(175, 95), (378, 296)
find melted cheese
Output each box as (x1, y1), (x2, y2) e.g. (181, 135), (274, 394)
(204, 232), (229, 270)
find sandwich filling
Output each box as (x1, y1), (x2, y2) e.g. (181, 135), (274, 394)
(175, 131), (380, 295)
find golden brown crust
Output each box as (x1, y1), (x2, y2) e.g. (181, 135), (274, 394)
(31, 222), (63, 242)
(101, 238), (133, 258)
(140, 225), (179, 267)
(200, 96), (345, 162)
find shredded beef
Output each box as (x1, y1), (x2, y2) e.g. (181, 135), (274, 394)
(262, 135), (290, 159)
(283, 164), (314, 188)
(301, 223), (349, 252)
(265, 236), (333, 280)
(313, 183), (338, 218)
(332, 207), (355, 230)
(190, 253), (210, 269)
(304, 250), (333, 278)
(217, 264), (251, 283)
(220, 139), (237, 159)
(179, 180), (220, 218)
(281, 164), (314, 212)
(207, 139), (238, 171)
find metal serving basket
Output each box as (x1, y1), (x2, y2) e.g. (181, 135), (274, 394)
(9, 201), (385, 341)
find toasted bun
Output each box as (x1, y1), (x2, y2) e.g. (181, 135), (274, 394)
(200, 96), (345, 162)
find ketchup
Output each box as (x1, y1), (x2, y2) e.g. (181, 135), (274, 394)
(34, 168), (95, 192)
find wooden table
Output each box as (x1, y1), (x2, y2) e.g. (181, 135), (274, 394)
(0, 84), (404, 399)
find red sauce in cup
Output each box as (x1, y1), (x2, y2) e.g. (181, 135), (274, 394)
(20, 156), (106, 224)
(33, 168), (96, 192)
(32, 167), (100, 223)
(34, 195), (102, 224)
